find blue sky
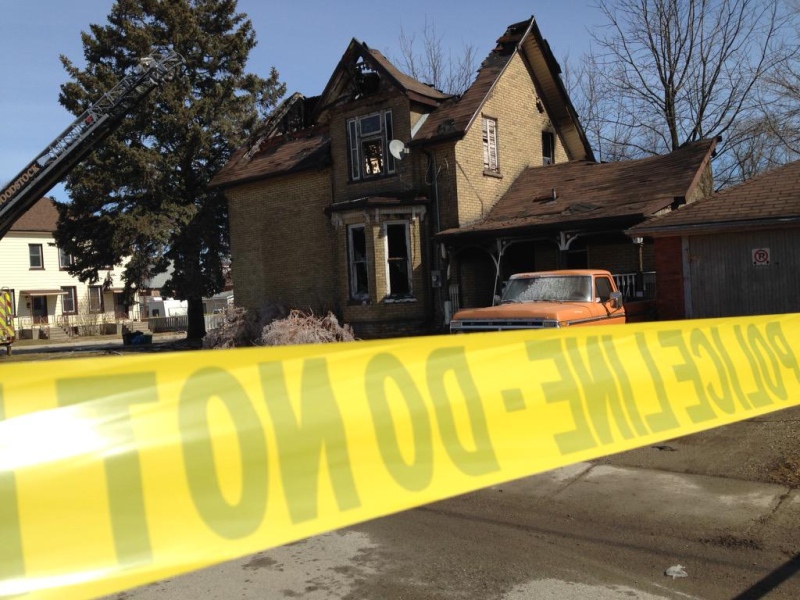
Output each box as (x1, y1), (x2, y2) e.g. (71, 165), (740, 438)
(0, 1), (603, 203)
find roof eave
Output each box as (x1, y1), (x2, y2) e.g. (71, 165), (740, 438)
(628, 216), (800, 238)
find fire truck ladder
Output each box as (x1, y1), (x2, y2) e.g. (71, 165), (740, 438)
(0, 50), (184, 238)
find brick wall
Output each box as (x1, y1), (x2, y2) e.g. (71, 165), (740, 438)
(453, 52), (569, 227)
(338, 211), (431, 333)
(226, 169), (338, 315)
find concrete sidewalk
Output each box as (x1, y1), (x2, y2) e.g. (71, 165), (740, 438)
(10, 331), (186, 354)
(499, 461), (799, 553)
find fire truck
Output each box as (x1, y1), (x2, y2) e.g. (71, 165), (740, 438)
(0, 50), (183, 355)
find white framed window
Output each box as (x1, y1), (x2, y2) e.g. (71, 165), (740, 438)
(61, 286), (77, 314)
(88, 285), (104, 313)
(346, 111), (396, 180)
(29, 244), (44, 269)
(59, 248), (74, 270)
(384, 221), (412, 298)
(482, 116), (499, 173)
(347, 225), (369, 301)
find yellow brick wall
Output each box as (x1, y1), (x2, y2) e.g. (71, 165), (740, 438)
(336, 210), (430, 331)
(226, 169), (338, 314)
(452, 52), (569, 227)
(329, 95), (422, 202)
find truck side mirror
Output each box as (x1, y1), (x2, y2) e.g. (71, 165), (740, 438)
(493, 294), (502, 306)
(609, 291), (623, 309)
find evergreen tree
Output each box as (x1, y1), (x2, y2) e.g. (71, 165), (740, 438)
(54, 0), (284, 339)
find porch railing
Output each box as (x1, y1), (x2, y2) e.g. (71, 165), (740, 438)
(613, 271), (656, 302)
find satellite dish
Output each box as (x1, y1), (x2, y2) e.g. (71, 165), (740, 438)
(389, 139), (409, 161)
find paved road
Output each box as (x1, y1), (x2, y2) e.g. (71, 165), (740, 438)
(109, 461), (799, 600)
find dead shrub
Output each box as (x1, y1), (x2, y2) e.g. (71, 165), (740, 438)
(203, 302), (287, 349)
(260, 310), (356, 346)
(204, 304), (354, 349)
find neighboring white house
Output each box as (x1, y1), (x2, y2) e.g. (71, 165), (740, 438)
(0, 197), (139, 338)
(141, 263), (234, 318)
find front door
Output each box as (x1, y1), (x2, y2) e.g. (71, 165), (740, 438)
(32, 296), (48, 323)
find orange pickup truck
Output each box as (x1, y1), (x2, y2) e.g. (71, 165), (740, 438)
(449, 269), (625, 333)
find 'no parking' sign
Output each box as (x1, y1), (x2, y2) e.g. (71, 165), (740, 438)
(752, 247), (771, 266)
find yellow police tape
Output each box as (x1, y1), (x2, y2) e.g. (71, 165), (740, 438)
(1, 313), (799, 598)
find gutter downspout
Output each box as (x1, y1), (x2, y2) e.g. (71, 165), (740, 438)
(422, 148), (443, 328)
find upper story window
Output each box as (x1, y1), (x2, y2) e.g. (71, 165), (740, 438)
(542, 131), (555, 165)
(59, 248), (74, 270)
(347, 111), (396, 181)
(482, 117), (499, 173)
(29, 244), (44, 269)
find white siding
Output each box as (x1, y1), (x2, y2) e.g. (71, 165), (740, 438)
(0, 230), (135, 324)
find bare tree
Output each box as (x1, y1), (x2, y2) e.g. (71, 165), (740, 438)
(574, 0), (791, 185)
(394, 18), (478, 96)
(760, 0), (800, 158)
(564, 52), (638, 162)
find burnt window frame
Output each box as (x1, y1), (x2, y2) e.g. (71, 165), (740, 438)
(383, 221), (413, 300)
(542, 130), (555, 165)
(482, 116), (499, 174)
(346, 111), (396, 181)
(347, 224), (370, 302)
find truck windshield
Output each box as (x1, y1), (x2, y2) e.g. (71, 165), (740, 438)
(501, 275), (592, 303)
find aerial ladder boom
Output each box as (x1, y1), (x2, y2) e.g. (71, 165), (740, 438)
(0, 50), (183, 238)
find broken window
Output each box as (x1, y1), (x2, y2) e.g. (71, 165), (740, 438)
(542, 131), (555, 165)
(385, 222), (412, 297)
(348, 225), (369, 301)
(482, 117), (499, 172)
(346, 111), (395, 180)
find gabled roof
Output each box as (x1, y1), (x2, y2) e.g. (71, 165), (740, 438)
(8, 197), (58, 232)
(628, 158), (800, 237)
(439, 139), (717, 240)
(314, 39), (452, 116)
(211, 39), (452, 189)
(212, 16), (593, 188)
(412, 17), (593, 161)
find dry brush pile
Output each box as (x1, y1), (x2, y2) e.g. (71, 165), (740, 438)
(203, 304), (356, 349)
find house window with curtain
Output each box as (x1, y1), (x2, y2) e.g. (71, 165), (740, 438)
(482, 116), (499, 173)
(346, 111), (395, 180)
(347, 225), (369, 301)
(384, 222), (412, 298)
